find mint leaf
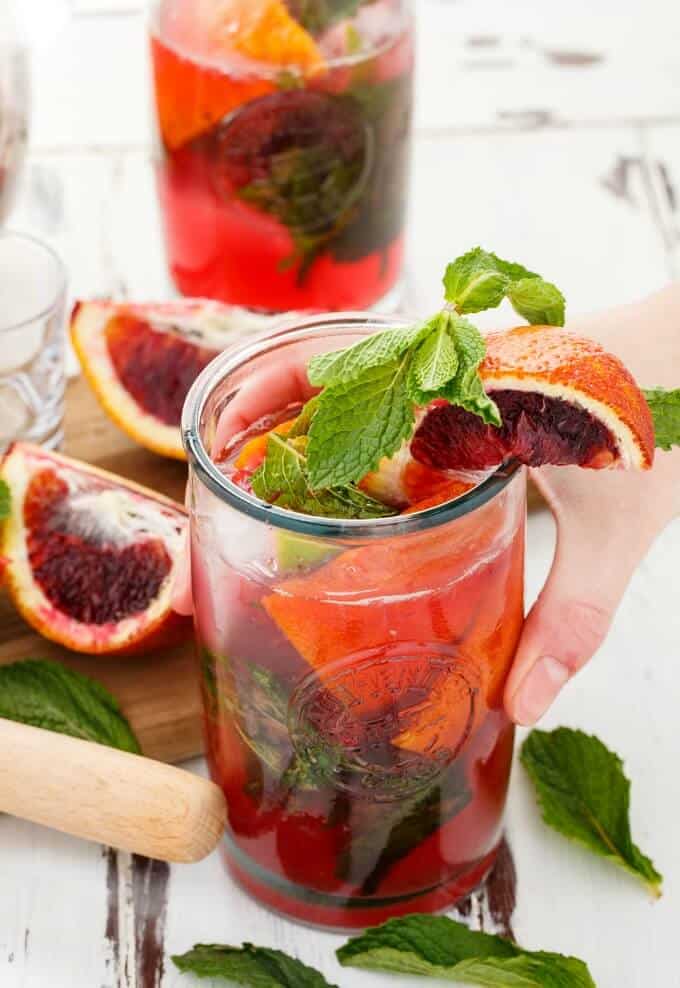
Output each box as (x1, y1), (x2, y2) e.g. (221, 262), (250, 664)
(0, 660), (141, 754)
(252, 432), (395, 518)
(521, 727), (662, 896)
(443, 248), (510, 314)
(0, 478), (9, 521)
(409, 313), (459, 394)
(338, 915), (595, 987)
(307, 353), (415, 489)
(307, 323), (422, 388)
(173, 943), (337, 987)
(437, 317), (501, 426)
(508, 277), (566, 326)
(643, 387), (680, 450)
(443, 247), (565, 325)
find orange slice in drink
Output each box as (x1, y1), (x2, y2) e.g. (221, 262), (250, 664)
(152, 1), (323, 150)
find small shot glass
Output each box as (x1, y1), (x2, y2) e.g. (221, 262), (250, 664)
(0, 231), (67, 452)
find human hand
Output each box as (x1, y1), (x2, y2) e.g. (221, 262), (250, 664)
(504, 285), (680, 724)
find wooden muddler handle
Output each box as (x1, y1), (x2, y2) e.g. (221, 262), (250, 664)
(0, 719), (227, 863)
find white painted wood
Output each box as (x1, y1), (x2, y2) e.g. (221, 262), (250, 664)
(3, 1), (680, 985)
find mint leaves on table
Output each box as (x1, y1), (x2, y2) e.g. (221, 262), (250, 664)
(337, 914), (596, 987)
(521, 728), (662, 897)
(643, 387), (680, 450)
(0, 478), (10, 521)
(173, 943), (337, 987)
(443, 248), (566, 326)
(251, 429), (396, 518)
(0, 659), (141, 754)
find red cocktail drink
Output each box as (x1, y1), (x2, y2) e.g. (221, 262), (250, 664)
(150, 1), (414, 311)
(183, 316), (526, 928)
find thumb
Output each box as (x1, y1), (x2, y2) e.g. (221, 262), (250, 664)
(504, 524), (640, 726)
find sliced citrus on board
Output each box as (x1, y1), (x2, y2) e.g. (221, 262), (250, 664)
(0, 444), (192, 656)
(412, 325), (655, 472)
(71, 299), (271, 460)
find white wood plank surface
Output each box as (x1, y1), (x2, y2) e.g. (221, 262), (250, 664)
(3, 1), (680, 985)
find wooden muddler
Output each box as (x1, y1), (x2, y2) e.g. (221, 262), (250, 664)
(0, 719), (227, 863)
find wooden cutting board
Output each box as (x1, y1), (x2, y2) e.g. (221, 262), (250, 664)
(0, 377), (204, 765)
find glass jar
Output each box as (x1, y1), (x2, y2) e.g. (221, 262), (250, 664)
(0, 2), (29, 224)
(149, 0), (414, 313)
(182, 315), (526, 929)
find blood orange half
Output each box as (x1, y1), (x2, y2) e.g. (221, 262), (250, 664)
(71, 299), (276, 460)
(412, 325), (655, 472)
(0, 444), (192, 656)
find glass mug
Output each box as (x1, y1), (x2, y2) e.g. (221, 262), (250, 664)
(149, 1), (414, 313)
(182, 315), (526, 929)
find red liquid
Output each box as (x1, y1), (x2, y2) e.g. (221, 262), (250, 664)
(192, 417), (525, 928)
(150, 13), (414, 311)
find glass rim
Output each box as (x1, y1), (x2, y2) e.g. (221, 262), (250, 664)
(148, 1), (413, 76)
(0, 230), (67, 334)
(182, 312), (522, 539)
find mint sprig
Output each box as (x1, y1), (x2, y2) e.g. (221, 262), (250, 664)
(0, 478), (10, 521)
(251, 430), (395, 518)
(173, 942), (337, 987)
(643, 387), (680, 450)
(444, 247), (566, 325)
(521, 727), (662, 897)
(0, 659), (141, 754)
(337, 914), (596, 987)
(286, 0), (365, 34)
(306, 309), (501, 489)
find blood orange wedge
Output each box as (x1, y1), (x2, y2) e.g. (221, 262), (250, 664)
(0, 444), (191, 656)
(412, 325), (655, 472)
(71, 299), (271, 460)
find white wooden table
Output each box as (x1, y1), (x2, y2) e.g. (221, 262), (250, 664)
(3, 2), (680, 985)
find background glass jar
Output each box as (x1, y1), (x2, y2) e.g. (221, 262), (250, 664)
(149, 1), (414, 313)
(183, 316), (526, 929)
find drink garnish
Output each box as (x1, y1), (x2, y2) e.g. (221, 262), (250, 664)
(521, 727), (662, 897)
(286, 0), (366, 34)
(337, 914), (596, 986)
(0, 659), (141, 754)
(642, 387), (680, 450)
(250, 248), (565, 500)
(172, 942), (337, 987)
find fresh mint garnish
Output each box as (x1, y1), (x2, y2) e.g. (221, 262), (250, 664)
(0, 478), (10, 521)
(306, 308), (501, 489)
(251, 431), (395, 518)
(337, 914), (596, 987)
(0, 659), (141, 754)
(643, 387), (680, 450)
(173, 942), (337, 987)
(521, 727), (662, 897)
(443, 247), (565, 325)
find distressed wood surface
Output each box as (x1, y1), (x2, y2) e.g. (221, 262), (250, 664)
(2, 1), (680, 985)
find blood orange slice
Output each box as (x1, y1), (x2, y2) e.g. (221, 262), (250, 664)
(0, 444), (191, 656)
(412, 325), (655, 472)
(71, 299), (271, 460)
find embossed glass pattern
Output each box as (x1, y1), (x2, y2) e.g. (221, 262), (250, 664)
(183, 316), (526, 929)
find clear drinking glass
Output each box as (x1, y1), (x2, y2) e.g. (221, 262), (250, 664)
(0, 232), (67, 451)
(149, 0), (414, 313)
(182, 315), (526, 929)
(0, 2), (29, 223)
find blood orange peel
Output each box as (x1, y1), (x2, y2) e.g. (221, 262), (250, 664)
(71, 299), (278, 460)
(0, 444), (191, 656)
